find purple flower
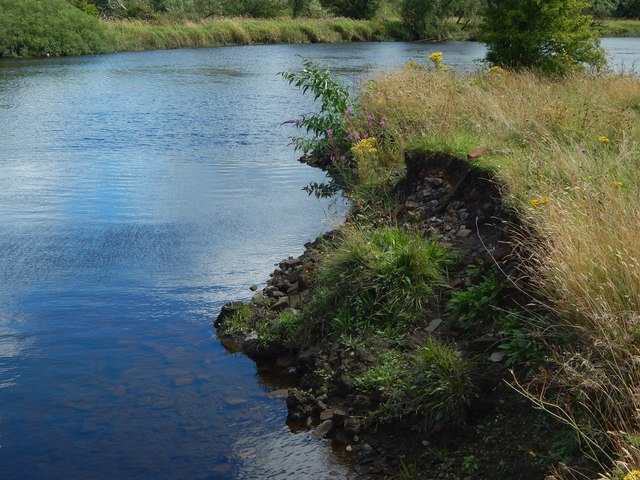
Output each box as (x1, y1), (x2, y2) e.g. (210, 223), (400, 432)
(326, 128), (333, 138)
(346, 107), (353, 116)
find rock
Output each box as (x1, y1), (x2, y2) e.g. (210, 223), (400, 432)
(426, 318), (443, 333)
(288, 292), (302, 309)
(271, 296), (290, 311)
(311, 419), (334, 439)
(283, 257), (303, 269)
(249, 284), (258, 291)
(265, 285), (279, 297)
(490, 350), (507, 363)
(242, 332), (259, 352)
(320, 408), (345, 422)
(467, 335), (499, 353)
(456, 228), (473, 238)
(333, 429), (351, 445)
(275, 354), (296, 368)
(489, 148), (513, 156)
(344, 416), (363, 435)
(286, 282), (299, 294)
(267, 388), (289, 399)
(405, 200), (420, 210)
(287, 268), (300, 283)
(287, 389), (316, 422)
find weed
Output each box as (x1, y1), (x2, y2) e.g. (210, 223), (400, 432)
(461, 455), (480, 474)
(447, 273), (502, 330)
(280, 58), (352, 161)
(497, 310), (548, 376)
(219, 303), (254, 335)
(399, 457), (418, 480)
(409, 337), (476, 428)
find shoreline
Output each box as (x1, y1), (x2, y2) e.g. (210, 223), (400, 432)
(214, 151), (563, 479)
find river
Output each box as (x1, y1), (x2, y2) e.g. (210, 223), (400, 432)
(0, 39), (638, 480)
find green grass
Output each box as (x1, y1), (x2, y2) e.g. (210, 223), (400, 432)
(306, 225), (455, 334)
(599, 18), (640, 37)
(356, 338), (476, 428)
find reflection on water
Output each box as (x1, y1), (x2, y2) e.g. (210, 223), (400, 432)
(0, 39), (638, 480)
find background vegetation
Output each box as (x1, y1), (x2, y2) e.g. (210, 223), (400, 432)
(2, 0), (640, 58)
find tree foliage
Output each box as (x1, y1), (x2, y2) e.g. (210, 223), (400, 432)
(0, 0), (110, 57)
(400, 0), (485, 39)
(320, 0), (381, 19)
(482, 0), (606, 75)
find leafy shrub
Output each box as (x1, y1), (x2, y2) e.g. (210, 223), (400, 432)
(447, 273), (503, 329)
(0, 0), (111, 57)
(308, 226), (455, 333)
(280, 58), (351, 160)
(481, 0), (606, 75)
(498, 311), (548, 375)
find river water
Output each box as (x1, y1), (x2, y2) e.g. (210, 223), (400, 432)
(0, 39), (638, 480)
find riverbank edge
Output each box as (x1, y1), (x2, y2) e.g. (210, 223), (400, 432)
(3, 15), (639, 60)
(214, 151), (566, 479)
(102, 17), (404, 54)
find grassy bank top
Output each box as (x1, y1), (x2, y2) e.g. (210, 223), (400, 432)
(349, 61), (640, 477)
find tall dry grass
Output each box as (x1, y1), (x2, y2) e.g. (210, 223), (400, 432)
(357, 63), (640, 477)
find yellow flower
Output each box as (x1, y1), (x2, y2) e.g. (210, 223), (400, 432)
(488, 65), (504, 73)
(612, 181), (623, 188)
(624, 470), (640, 480)
(597, 136), (610, 143)
(428, 52), (443, 64)
(530, 196), (550, 208)
(439, 65), (449, 72)
(351, 137), (378, 156)
(405, 60), (421, 69)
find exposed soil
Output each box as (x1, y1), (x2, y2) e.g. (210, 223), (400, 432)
(215, 151), (576, 479)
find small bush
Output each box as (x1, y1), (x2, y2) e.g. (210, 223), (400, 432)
(481, 0), (606, 75)
(0, 0), (111, 57)
(447, 273), (503, 330)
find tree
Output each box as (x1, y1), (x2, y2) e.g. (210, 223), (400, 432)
(616, 0), (640, 17)
(400, 0), (485, 40)
(320, 0), (381, 19)
(482, 0), (606, 75)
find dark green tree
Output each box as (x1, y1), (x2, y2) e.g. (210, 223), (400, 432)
(320, 0), (381, 19)
(290, 0), (310, 16)
(616, 0), (640, 17)
(400, 0), (485, 40)
(482, 0), (606, 75)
